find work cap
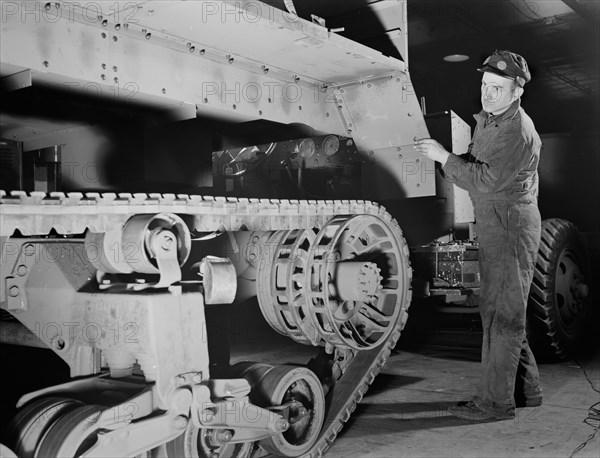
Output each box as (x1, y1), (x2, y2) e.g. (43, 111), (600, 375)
(478, 50), (531, 86)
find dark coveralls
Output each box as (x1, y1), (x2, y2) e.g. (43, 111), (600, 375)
(442, 99), (542, 415)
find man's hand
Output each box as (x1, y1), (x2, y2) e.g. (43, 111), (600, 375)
(414, 138), (451, 166)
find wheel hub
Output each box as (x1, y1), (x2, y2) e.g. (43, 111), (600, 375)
(256, 215), (407, 350)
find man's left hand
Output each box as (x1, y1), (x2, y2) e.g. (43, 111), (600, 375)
(414, 138), (451, 166)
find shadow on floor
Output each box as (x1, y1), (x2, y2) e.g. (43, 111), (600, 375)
(338, 400), (472, 437)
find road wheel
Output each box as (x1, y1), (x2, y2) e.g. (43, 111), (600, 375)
(528, 218), (592, 361)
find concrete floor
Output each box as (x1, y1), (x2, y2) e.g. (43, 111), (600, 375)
(326, 345), (600, 458)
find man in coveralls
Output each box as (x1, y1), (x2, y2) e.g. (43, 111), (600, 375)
(415, 50), (543, 421)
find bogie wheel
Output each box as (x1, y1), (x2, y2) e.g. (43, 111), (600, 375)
(254, 365), (325, 457)
(528, 218), (592, 360)
(5, 397), (83, 458)
(35, 404), (105, 457)
(165, 423), (254, 458)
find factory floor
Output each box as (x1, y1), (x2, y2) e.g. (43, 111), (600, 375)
(325, 343), (599, 458)
(226, 296), (600, 458)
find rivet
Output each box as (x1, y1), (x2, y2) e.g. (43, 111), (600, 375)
(114, 77), (119, 83)
(114, 23), (121, 30)
(102, 63), (107, 69)
(102, 19), (108, 27)
(162, 88), (166, 94)
(101, 32), (106, 39)
(189, 46), (195, 53)
(145, 32), (152, 40)
(101, 74), (106, 80)
(112, 65), (118, 72)
(42, 60), (49, 67)
(112, 35), (118, 42)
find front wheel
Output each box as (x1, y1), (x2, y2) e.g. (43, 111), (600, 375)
(527, 218), (592, 361)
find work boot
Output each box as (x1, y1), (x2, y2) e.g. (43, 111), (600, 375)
(448, 401), (514, 421)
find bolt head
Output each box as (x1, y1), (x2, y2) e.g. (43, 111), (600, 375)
(202, 409), (215, 423)
(276, 419), (289, 431)
(16, 265), (28, 276)
(218, 430), (233, 443)
(8, 285), (20, 297)
(174, 416), (188, 430)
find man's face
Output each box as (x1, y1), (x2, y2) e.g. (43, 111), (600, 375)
(481, 72), (519, 114)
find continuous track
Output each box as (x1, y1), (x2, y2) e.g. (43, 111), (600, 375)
(0, 190), (413, 457)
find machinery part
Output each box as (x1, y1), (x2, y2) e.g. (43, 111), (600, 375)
(121, 212), (191, 273)
(298, 139), (316, 158)
(0, 444), (17, 458)
(35, 404), (105, 457)
(1, 192), (412, 457)
(322, 136), (340, 156)
(84, 230), (134, 274)
(305, 214), (408, 350)
(257, 229), (319, 345)
(197, 256), (238, 305)
(5, 397), (82, 458)
(528, 218), (592, 360)
(235, 364), (325, 457)
(84, 213), (191, 276)
(165, 422), (254, 458)
(221, 143), (277, 177)
(256, 215), (410, 350)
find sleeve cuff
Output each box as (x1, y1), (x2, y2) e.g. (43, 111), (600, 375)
(441, 153), (463, 181)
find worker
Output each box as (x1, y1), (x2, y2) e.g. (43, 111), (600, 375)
(414, 50), (543, 421)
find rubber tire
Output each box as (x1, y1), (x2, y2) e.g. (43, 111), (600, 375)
(527, 218), (592, 361)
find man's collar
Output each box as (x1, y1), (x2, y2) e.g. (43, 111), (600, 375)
(474, 99), (521, 125)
